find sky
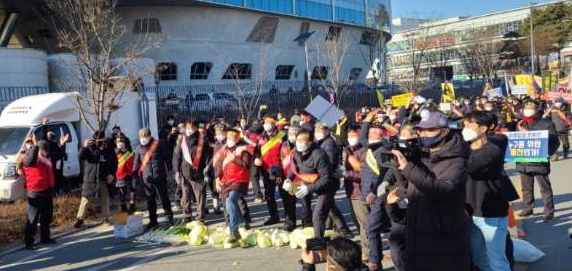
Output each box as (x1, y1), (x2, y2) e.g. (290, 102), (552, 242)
(392, 0), (557, 19)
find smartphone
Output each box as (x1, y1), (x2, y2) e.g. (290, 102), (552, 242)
(306, 237), (330, 264)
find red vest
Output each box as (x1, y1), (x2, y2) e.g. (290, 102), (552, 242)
(23, 156), (54, 192)
(280, 142), (293, 173)
(258, 132), (282, 171)
(116, 151), (134, 180)
(221, 146), (250, 185)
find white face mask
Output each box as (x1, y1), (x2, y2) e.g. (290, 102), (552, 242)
(140, 136), (151, 146)
(117, 143), (126, 150)
(462, 128), (479, 142)
(263, 123), (274, 132)
(167, 120), (174, 126)
(179, 128), (185, 134)
(523, 109), (536, 118)
(296, 142), (309, 153)
(186, 129), (196, 137)
(288, 135), (296, 144)
(226, 140), (237, 148)
(555, 103), (563, 108)
(348, 137), (359, 147)
(484, 107), (493, 111)
(25, 143), (33, 150)
(216, 135), (226, 142)
(314, 132), (325, 141)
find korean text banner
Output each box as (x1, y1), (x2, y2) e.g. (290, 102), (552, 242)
(391, 93), (414, 107)
(504, 130), (549, 163)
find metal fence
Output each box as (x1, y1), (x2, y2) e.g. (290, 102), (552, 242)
(0, 86), (50, 113)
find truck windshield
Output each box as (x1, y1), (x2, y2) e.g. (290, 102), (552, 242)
(0, 127), (31, 156)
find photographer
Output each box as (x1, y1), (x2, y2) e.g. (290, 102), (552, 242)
(391, 111), (471, 271)
(299, 237), (368, 271)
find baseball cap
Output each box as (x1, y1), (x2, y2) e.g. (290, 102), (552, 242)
(415, 111), (449, 129)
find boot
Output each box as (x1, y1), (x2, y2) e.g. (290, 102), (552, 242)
(128, 202), (136, 215)
(145, 220), (158, 231)
(167, 215), (174, 226)
(228, 231), (242, 243)
(73, 218), (84, 228)
(564, 150), (569, 159)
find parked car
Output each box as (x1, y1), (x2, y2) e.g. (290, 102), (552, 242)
(186, 92), (238, 112)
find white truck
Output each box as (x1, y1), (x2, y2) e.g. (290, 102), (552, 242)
(0, 90), (160, 201)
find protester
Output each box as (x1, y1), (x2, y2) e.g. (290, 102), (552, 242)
(391, 111), (471, 271)
(40, 118), (69, 194)
(300, 237), (368, 271)
(115, 136), (136, 214)
(133, 128), (174, 229)
(214, 128), (252, 243)
(74, 131), (117, 228)
(22, 136), (55, 250)
(547, 97), (571, 160)
(517, 100), (560, 222)
(463, 111), (510, 271)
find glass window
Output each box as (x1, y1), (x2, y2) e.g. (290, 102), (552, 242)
(311, 66), (329, 80)
(0, 127), (30, 155)
(275, 65), (295, 80)
(222, 63), (252, 80)
(133, 18), (162, 34)
(246, 16), (279, 43)
(156, 62), (177, 81)
(326, 26), (342, 41)
(190, 62), (213, 80)
(349, 68), (362, 81)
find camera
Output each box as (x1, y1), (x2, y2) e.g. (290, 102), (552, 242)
(306, 237), (330, 264)
(380, 137), (425, 169)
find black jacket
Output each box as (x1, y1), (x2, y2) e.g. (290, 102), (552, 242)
(318, 136), (340, 171)
(287, 144), (335, 195)
(401, 132), (471, 271)
(79, 144), (117, 197)
(516, 116), (560, 175)
(466, 141), (508, 217)
(172, 132), (212, 181)
(133, 137), (170, 182)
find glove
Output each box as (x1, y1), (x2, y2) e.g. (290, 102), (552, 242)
(295, 185), (309, 199)
(282, 179), (293, 191)
(377, 181), (390, 198)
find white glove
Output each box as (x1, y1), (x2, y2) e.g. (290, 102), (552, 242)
(377, 182), (390, 198)
(282, 179), (293, 191)
(295, 185), (309, 199)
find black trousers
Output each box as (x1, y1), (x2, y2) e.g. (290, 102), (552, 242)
(325, 205), (351, 232)
(117, 178), (136, 209)
(250, 166), (262, 197)
(389, 222), (407, 271)
(261, 170), (278, 219)
(558, 131), (570, 153)
(143, 179), (173, 223)
(181, 179), (207, 220)
(24, 195), (53, 245)
(520, 173), (554, 215)
(313, 192), (336, 238)
(279, 186), (312, 226)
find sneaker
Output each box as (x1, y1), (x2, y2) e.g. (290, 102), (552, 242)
(24, 243), (36, 250)
(73, 218), (84, 228)
(263, 217), (280, 226)
(39, 238), (56, 245)
(543, 214), (555, 222)
(518, 210), (533, 217)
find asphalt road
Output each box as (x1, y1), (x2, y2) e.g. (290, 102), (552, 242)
(1, 155), (572, 271)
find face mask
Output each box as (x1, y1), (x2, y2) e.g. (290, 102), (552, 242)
(179, 128), (185, 134)
(388, 115), (397, 122)
(263, 123), (274, 132)
(216, 135), (226, 142)
(462, 128), (479, 142)
(484, 107), (493, 111)
(555, 103), (563, 108)
(226, 140), (237, 148)
(117, 143), (126, 150)
(167, 120), (174, 126)
(314, 132), (325, 141)
(296, 142), (309, 153)
(140, 136), (151, 146)
(288, 135), (296, 144)
(523, 109), (536, 118)
(377, 114), (385, 120)
(420, 132), (445, 148)
(348, 137), (359, 147)
(186, 129), (196, 137)
(299, 121), (306, 126)
(25, 143), (33, 149)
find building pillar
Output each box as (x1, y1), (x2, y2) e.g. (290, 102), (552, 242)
(0, 13), (19, 47)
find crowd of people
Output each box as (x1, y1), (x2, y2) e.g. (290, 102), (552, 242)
(17, 89), (571, 271)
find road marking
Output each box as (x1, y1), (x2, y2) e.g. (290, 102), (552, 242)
(0, 230), (103, 269)
(83, 259), (121, 271)
(116, 246), (178, 271)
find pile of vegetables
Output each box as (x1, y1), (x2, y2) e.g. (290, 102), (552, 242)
(135, 221), (338, 250)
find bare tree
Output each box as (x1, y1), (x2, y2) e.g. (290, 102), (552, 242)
(311, 29), (352, 102)
(402, 27), (430, 93)
(456, 27), (500, 82)
(46, 0), (160, 133)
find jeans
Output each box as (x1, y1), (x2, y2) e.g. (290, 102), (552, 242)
(471, 216), (511, 271)
(226, 191), (244, 233)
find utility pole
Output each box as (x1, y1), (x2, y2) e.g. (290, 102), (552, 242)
(530, 3), (535, 75)
(294, 31), (315, 100)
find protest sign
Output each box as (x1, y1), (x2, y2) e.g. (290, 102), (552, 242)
(487, 87), (503, 99)
(304, 95), (344, 128)
(439, 102), (451, 112)
(391, 93), (414, 107)
(504, 130), (549, 163)
(541, 92), (572, 104)
(511, 85), (528, 95)
(441, 82), (455, 102)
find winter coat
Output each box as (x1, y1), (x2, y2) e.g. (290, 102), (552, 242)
(358, 121), (389, 199)
(516, 116), (560, 175)
(22, 145), (55, 197)
(342, 145), (365, 200)
(549, 107), (572, 132)
(287, 144), (335, 195)
(401, 132), (471, 271)
(318, 136), (341, 171)
(79, 144), (118, 197)
(132, 137), (169, 182)
(172, 132), (212, 181)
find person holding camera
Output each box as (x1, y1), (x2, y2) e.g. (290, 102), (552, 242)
(463, 111), (511, 271)
(358, 110), (392, 271)
(391, 111), (471, 271)
(74, 131), (118, 228)
(299, 237), (368, 271)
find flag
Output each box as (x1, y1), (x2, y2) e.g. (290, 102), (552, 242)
(441, 82), (455, 102)
(376, 89), (384, 107)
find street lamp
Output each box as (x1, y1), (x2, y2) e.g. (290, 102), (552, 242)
(294, 31), (315, 99)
